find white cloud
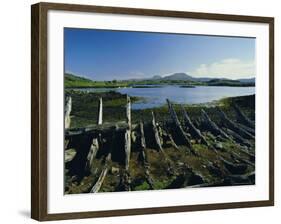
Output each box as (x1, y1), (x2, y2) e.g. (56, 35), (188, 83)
(191, 58), (255, 79)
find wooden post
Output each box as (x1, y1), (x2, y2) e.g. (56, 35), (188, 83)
(65, 96), (72, 129)
(140, 121), (146, 150)
(181, 105), (209, 146)
(121, 95), (132, 191)
(85, 97), (103, 172)
(85, 138), (99, 171)
(97, 97), (103, 125)
(139, 121), (154, 189)
(151, 111), (164, 152)
(125, 95), (131, 171)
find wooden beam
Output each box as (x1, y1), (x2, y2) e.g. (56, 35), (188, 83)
(65, 121), (129, 137)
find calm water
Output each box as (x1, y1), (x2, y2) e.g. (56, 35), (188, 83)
(74, 86), (255, 109)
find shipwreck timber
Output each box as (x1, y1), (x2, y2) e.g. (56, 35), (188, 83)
(64, 94), (256, 194)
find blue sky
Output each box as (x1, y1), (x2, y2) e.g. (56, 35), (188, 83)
(64, 28), (255, 81)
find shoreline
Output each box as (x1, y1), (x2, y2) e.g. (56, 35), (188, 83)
(65, 89), (255, 129)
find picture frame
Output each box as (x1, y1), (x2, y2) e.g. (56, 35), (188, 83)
(31, 2), (274, 221)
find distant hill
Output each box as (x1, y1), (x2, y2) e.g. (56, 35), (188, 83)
(207, 78), (255, 87)
(162, 73), (195, 81)
(237, 78), (255, 83)
(153, 72), (255, 84)
(65, 72), (255, 88)
(65, 73), (95, 87)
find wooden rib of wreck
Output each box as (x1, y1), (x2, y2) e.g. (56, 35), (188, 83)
(233, 104), (255, 129)
(181, 104), (209, 146)
(151, 111), (174, 175)
(166, 99), (195, 154)
(201, 109), (231, 140)
(139, 121), (154, 189)
(65, 95), (255, 193)
(217, 107), (254, 140)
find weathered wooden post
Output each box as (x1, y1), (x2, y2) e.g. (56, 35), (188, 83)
(139, 121), (154, 189)
(97, 97), (103, 125)
(151, 111), (164, 151)
(85, 97), (103, 172)
(125, 95), (131, 171)
(123, 95), (132, 190)
(65, 96), (72, 129)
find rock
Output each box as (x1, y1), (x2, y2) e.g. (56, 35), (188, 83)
(111, 166), (119, 174)
(215, 142), (223, 149)
(131, 131), (137, 143)
(177, 162), (185, 166)
(65, 148), (77, 163)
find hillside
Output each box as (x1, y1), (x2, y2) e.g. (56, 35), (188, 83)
(65, 73), (96, 88)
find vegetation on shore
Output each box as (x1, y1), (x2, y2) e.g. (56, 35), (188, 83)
(65, 73), (255, 88)
(66, 89), (255, 129)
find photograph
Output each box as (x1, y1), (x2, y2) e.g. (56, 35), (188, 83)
(64, 28), (256, 194)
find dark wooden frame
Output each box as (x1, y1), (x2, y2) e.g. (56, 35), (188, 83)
(31, 2), (274, 221)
